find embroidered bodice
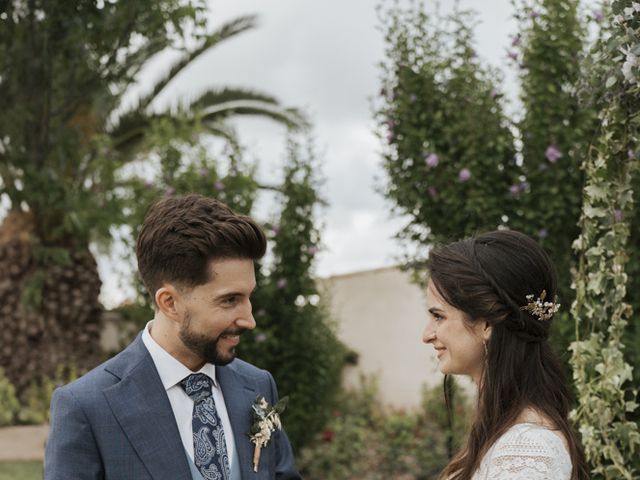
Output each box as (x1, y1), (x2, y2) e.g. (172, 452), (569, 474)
(471, 423), (572, 480)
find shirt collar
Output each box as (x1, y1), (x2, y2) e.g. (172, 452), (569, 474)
(142, 320), (218, 390)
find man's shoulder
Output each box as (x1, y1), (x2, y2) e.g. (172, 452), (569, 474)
(226, 357), (270, 379)
(58, 333), (147, 399)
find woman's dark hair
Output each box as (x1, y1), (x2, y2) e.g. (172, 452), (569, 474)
(136, 194), (266, 304)
(428, 229), (589, 480)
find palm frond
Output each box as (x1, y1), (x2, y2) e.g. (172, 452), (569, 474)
(200, 100), (308, 130)
(201, 120), (240, 146)
(137, 15), (258, 110)
(191, 87), (280, 110)
(120, 36), (171, 80)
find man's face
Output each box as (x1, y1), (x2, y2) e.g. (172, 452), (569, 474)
(177, 258), (256, 366)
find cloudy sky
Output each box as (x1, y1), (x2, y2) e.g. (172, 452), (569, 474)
(100, 0), (528, 306)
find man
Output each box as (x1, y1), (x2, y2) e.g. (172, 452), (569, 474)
(45, 194), (301, 479)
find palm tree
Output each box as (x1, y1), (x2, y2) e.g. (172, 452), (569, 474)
(0, 2), (304, 397)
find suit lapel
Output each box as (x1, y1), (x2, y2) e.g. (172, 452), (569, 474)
(104, 339), (191, 480)
(217, 364), (266, 479)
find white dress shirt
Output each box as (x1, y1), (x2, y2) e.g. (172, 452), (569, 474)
(142, 321), (240, 479)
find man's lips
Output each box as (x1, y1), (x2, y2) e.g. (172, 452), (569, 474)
(220, 330), (244, 346)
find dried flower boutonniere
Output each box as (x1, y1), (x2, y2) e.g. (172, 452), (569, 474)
(248, 395), (288, 472)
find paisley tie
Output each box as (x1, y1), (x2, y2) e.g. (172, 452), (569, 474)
(180, 373), (231, 480)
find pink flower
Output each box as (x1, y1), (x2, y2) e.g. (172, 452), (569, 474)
(199, 168), (209, 177)
(255, 333), (268, 343)
(307, 246), (319, 256)
(508, 51), (518, 62)
(545, 145), (562, 163)
(425, 153), (439, 168)
(538, 228), (548, 239)
(428, 187), (438, 199)
(509, 184), (522, 196)
(276, 278), (287, 289)
(164, 187), (175, 196)
(593, 9), (604, 22)
(214, 181), (225, 191)
(628, 149), (636, 159)
(458, 168), (471, 182)
(614, 209), (624, 222)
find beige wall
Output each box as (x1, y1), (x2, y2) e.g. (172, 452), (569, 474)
(319, 266), (471, 409)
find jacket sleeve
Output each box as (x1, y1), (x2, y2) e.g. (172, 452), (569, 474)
(44, 387), (104, 480)
(265, 371), (303, 480)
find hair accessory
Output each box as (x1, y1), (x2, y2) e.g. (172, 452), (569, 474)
(521, 290), (559, 321)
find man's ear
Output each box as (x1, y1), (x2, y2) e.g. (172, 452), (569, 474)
(155, 284), (182, 321)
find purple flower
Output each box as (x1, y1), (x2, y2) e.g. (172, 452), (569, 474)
(458, 168), (471, 182)
(164, 186), (175, 196)
(276, 278), (288, 289)
(614, 209), (624, 222)
(199, 167), (209, 177)
(409, 94), (417, 103)
(428, 187), (438, 199)
(491, 89), (499, 99)
(509, 184), (523, 196)
(307, 246), (319, 256)
(529, 10), (539, 19)
(271, 225), (280, 236)
(508, 51), (519, 62)
(628, 149), (636, 159)
(538, 228), (548, 239)
(593, 9), (604, 22)
(214, 181), (225, 191)
(545, 145), (562, 163)
(255, 333), (268, 343)
(511, 34), (521, 47)
(424, 153), (439, 168)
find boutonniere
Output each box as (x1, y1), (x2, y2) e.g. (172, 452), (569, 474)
(248, 395), (288, 472)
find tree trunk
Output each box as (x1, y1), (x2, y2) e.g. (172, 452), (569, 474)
(0, 211), (103, 398)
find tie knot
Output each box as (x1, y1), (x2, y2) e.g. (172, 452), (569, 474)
(180, 373), (213, 402)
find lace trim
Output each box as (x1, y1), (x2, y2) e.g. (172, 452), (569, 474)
(471, 424), (572, 480)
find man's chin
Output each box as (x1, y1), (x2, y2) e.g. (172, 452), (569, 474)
(209, 348), (236, 366)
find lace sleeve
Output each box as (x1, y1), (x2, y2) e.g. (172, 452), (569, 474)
(476, 425), (572, 480)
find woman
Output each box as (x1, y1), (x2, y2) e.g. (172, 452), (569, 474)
(422, 230), (589, 480)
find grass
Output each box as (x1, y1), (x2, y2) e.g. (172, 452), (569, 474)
(0, 461), (42, 480)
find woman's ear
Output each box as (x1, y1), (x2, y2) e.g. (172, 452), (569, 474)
(482, 321), (492, 343)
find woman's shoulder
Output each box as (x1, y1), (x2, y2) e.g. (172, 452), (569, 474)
(474, 424), (572, 480)
(493, 423), (569, 457)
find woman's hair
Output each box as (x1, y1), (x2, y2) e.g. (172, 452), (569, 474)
(428, 229), (589, 480)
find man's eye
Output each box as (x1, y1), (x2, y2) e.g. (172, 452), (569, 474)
(222, 296), (237, 305)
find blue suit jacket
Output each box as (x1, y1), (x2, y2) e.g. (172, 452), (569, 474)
(44, 333), (301, 479)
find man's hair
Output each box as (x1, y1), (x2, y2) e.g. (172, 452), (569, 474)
(136, 194), (266, 302)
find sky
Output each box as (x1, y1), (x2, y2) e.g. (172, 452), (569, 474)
(98, 0), (525, 307)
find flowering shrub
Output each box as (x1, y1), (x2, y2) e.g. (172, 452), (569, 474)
(298, 377), (471, 480)
(377, 1), (640, 475)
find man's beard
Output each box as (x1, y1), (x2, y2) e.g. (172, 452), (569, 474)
(179, 310), (243, 366)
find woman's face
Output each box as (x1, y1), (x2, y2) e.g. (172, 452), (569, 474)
(422, 279), (490, 384)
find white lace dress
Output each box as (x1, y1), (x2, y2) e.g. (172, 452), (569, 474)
(471, 423), (572, 480)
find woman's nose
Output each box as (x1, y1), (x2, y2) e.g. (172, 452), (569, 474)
(422, 322), (435, 344)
